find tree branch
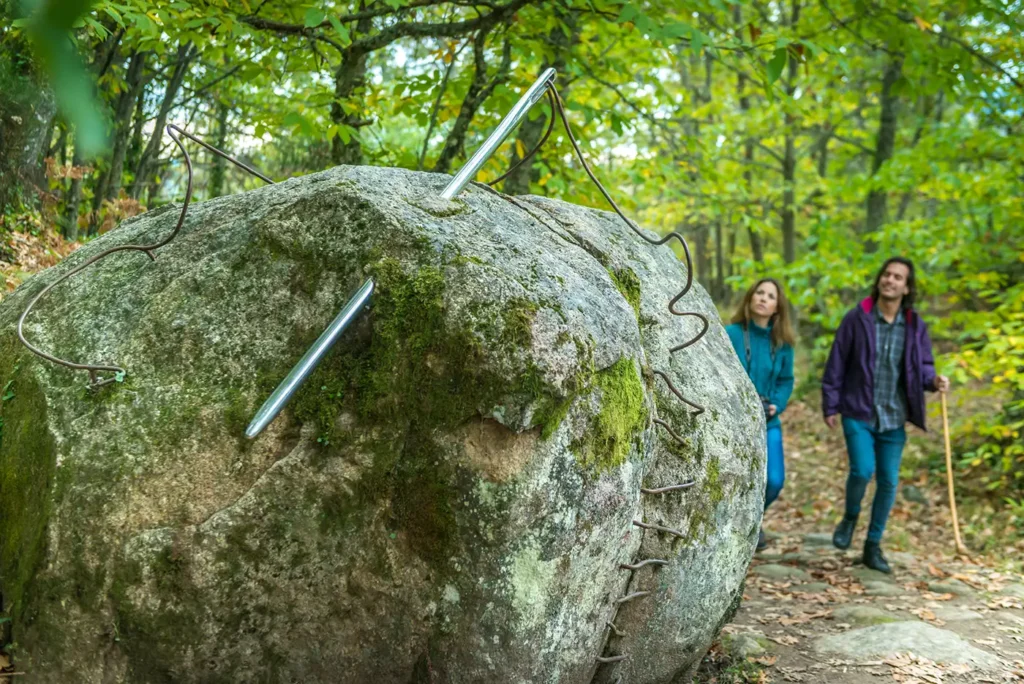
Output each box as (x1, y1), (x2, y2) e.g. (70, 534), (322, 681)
(831, 133), (874, 155)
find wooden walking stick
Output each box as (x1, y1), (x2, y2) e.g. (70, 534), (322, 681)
(940, 392), (969, 556)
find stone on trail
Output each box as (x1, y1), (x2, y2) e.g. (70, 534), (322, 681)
(793, 582), (831, 594)
(999, 583), (1024, 600)
(901, 484), (929, 505)
(851, 567), (895, 584)
(887, 551), (918, 568)
(863, 581), (905, 597)
(933, 606), (983, 622)
(928, 579), (975, 597)
(802, 532), (834, 547)
(0, 167), (765, 683)
(722, 631), (770, 659)
(753, 564), (810, 580)
(813, 621), (1001, 668)
(832, 605), (900, 626)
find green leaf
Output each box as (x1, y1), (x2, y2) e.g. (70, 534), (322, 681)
(304, 8), (326, 28)
(690, 26), (707, 55)
(616, 3), (638, 24)
(114, 371), (126, 383)
(102, 7), (124, 26)
(766, 47), (787, 84)
(660, 22), (691, 39)
(327, 14), (350, 44)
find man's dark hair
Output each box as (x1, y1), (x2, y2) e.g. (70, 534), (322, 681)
(871, 256), (916, 310)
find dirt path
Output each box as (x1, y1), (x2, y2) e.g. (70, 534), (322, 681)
(711, 400), (1024, 683)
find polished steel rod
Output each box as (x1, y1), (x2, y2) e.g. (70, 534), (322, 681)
(440, 67), (556, 199)
(246, 278), (375, 438)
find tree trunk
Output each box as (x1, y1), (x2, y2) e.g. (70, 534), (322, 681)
(734, 4), (763, 263)
(209, 100), (230, 198)
(63, 144), (84, 241)
(129, 43), (195, 199)
(863, 55), (904, 246)
(127, 83), (147, 176)
(104, 51), (147, 202)
(693, 223), (710, 290)
(714, 220), (725, 302)
(433, 33), (511, 175)
(780, 1), (801, 264)
(330, 11), (375, 167)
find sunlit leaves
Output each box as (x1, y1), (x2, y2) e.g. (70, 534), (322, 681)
(304, 8), (325, 28)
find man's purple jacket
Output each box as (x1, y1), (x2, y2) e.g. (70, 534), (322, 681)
(822, 297), (938, 431)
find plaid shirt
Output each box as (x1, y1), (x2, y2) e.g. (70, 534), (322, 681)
(873, 307), (908, 431)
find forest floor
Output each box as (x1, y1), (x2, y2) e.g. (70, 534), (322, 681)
(698, 399), (1024, 683)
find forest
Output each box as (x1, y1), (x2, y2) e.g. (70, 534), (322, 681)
(1, 0), (1022, 560)
(2, 1), (1024, 681)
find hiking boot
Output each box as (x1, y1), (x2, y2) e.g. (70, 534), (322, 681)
(863, 541), (891, 574)
(832, 514), (858, 550)
(756, 527), (767, 552)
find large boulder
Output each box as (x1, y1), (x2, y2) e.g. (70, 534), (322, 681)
(0, 166), (765, 683)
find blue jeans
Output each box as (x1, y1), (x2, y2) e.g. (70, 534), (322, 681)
(841, 417), (906, 543)
(765, 426), (784, 510)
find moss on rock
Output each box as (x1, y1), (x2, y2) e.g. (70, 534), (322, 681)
(0, 339), (56, 628)
(573, 357), (649, 473)
(608, 266), (642, 320)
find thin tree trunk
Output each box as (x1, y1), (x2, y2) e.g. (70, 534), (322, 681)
(734, 4), (763, 263)
(433, 32), (512, 175)
(64, 144), (84, 241)
(780, 1), (801, 264)
(330, 10), (375, 167)
(209, 100), (229, 197)
(129, 42), (195, 199)
(864, 55), (904, 246)
(418, 45), (461, 171)
(714, 220), (725, 301)
(105, 51), (147, 202)
(127, 78), (148, 181)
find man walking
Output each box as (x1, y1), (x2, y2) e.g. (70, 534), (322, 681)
(823, 257), (949, 573)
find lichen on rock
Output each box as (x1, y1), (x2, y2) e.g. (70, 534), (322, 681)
(0, 165), (764, 683)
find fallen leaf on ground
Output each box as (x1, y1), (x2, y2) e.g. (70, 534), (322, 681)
(769, 635), (800, 646)
(919, 592), (954, 601)
(780, 609), (832, 625)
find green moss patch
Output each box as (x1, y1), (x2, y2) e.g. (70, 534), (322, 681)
(608, 266), (642, 319)
(572, 357), (648, 473)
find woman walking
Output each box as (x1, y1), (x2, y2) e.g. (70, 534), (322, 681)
(725, 278), (796, 551)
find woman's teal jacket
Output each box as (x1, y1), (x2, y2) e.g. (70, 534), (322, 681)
(725, 321), (794, 430)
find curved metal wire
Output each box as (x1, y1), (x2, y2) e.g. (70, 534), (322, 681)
(17, 124), (274, 389)
(537, 83), (708, 448)
(486, 89), (557, 188)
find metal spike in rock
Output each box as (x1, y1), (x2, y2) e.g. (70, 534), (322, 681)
(619, 559), (669, 571)
(641, 481), (696, 495)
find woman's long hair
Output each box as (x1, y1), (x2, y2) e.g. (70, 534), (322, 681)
(730, 277), (797, 348)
